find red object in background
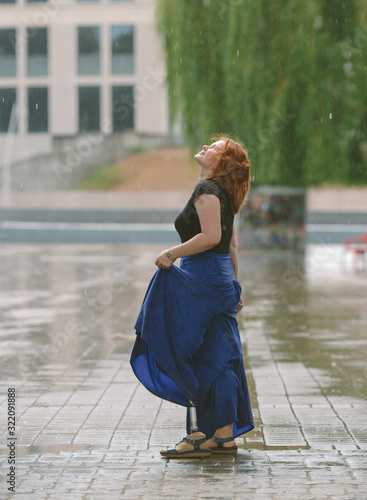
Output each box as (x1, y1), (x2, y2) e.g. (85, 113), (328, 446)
(343, 232), (367, 271)
(344, 232), (367, 254)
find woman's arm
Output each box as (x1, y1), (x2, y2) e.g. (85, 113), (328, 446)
(230, 220), (244, 314)
(155, 194), (221, 268)
(229, 220), (239, 279)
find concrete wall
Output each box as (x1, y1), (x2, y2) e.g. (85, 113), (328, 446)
(307, 187), (367, 213)
(0, 131), (178, 191)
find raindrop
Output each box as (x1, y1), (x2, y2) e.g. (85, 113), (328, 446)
(329, 113), (332, 119)
(36, 103), (39, 110)
(237, 50), (240, 56)
(84, 289), (87, 295)
(320, 118), (323, 123)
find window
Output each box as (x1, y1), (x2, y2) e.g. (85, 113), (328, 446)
(27, 28), (48, 76)
(79, 87), (100, 132)
(28, 87), (48, 132)
(0, 29), (16, 77)
(111, 26), (134, 74)
(78, 27), (100, 75)
(112, 86), (134, 132)
(0, 0), (16, 4)
(0, 88), (17, 133)
(27, 0), (47, 3)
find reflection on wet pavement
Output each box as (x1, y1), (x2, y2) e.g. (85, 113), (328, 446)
(241, 245), (366, 402)
(0, 243), (366, 425)
(0, 243), (366, 498)
(0, 244), (156, 379)
(240, 245), (367, 453)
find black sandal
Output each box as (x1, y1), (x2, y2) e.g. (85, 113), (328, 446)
(210, 436), (237, 455)
(160, 436), (211, 459)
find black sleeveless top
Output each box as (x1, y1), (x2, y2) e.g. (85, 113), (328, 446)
(174, 179), (234, 254)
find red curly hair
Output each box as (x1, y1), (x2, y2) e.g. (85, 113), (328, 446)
(204, 135), (251, 214)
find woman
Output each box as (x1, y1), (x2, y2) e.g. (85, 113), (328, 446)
(130, 135), (254, 458)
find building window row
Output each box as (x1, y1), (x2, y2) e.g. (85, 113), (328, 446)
(0, 25), (134, 78)
(77, 25), (134, 75)
(0, 27), (48, 77)
(0, 87), (47, 132)
(0, 86), (134, 133)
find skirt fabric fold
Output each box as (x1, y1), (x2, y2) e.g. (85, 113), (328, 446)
(130, 251), (254, 438)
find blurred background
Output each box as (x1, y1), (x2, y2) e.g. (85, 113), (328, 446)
(0, 0), (366, 249)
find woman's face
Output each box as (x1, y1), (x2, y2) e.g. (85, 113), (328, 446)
(194, 140), (225, 171)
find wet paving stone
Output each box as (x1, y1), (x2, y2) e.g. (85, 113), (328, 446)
(0, 243), (366, 499)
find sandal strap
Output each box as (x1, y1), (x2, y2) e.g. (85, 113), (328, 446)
(211, 436), (235, 447)
(182, 436), (207, 450)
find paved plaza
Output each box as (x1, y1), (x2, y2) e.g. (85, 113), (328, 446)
(0, 243), (366, 499)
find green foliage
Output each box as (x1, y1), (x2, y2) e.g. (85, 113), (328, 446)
(156, 0), (230, 147)
(157, 0), (367, 186)
(75, 163), (124, 190)
(130, 144), (147, 155)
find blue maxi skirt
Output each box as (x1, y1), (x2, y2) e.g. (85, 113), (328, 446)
(130, 252), (254, 438)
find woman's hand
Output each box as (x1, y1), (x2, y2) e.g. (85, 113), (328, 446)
(236, 297), (244, 314)
(155, 249), (175, 269)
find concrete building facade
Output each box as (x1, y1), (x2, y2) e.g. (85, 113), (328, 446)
(0, 0), (169, 164)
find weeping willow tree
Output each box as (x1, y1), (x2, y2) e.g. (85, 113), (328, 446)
(157, 1), (230, 146)
(224, 0), (317, 185)
(157, 0), (367, 185)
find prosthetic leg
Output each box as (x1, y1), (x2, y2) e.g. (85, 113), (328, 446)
(189, 400), (199, 432)
(186, 400), (206, 441)
(160, 400), (210, 457)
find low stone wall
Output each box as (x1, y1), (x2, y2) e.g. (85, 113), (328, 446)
(0, 132), (179, 192)
(307, 187), (367, 212)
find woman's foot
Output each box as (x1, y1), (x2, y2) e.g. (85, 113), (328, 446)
(160, 432), (211, 458)
(206, 436), (236, 449)
(206, 435), (237, 455)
